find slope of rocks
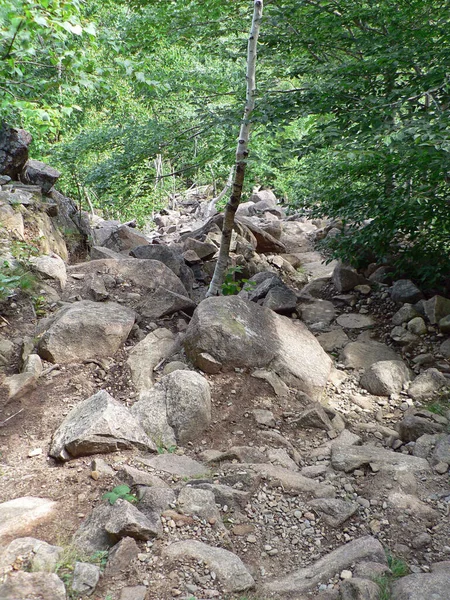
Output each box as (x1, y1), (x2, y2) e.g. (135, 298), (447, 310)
(0, 149), (450, 599)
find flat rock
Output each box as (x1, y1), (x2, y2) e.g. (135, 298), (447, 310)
(120, 586), (148, 600)
(116, 465), (169, 488)
(360, 360), (411, 396)
(340, 340), (401, 370)
(163, 539), (254, 593)
(126, 328), (177, 391)
(308, 498), (359, 527)
(317, 329), (349, 352)
(300, 299), (336, 325)
(0, 497), (57, 544)
(184, 296), (332, 400)
(0, 571), (66, 600)
(137, 454), (209, 478)
(387, 492), (438, 522)
(262, 536), (386, 595)
(391, 570), (450, 599)
(49, 389), (156, 461)
(251, 463), (335, 498)
(331, 445), (429, 473)
(336, 314), (374, 330)
(37, 300), (135, 363)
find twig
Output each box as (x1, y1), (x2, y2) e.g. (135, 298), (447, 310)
(0, 408), (24, 427)
(0, 315), (10, 325)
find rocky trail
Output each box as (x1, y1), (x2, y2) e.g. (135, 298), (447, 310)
(0, 144), (450, 599)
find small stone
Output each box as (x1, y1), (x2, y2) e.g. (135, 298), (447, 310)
(434, 462), (449, 474)
(341, 570), (353, 580)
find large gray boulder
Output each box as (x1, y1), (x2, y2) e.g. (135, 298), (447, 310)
(102, 224), (149, 253)
(184, 296), (332, 400)
(408, 368), (448, 401)
(0, 125), (32, 178)
(37, 300), (135, 363)
(49, 390), (156, 461)
(21, 159), (60, 193)
(390, 280), (423, 304)
(66, 259), (195, 319)
(340, 340), (401, 370)
(131, 370), (211, 447)
(332, 263), (366, 292)
(126, 328), (178, 391)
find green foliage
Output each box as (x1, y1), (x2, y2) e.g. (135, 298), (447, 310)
(157, 443), (177, 455)
(221, 265), (255, 296)
(10, 238), (40, 261)
(375, 551), (409, 599)
(0, 261), (36, 303)
(102, 484), (137, 505)
(55, 546), (109, 599)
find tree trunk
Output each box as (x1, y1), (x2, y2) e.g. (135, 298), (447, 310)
(207, 0), (263, 297)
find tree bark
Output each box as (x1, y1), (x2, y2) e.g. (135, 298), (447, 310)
(207, 0), (263, 297)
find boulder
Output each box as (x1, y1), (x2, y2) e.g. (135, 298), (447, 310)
(407, 316), (427, 335)
(235, 215), (286, 254)
(49, 389), (156, 461)
(184, 296), (332, 400)
(392, 304), (420, 326)
(308, 498), (359, 527)
(248, 189), (278, 205)
(0, 125), (32, 178)
(29, 253), (67, 288)
(317, 329), (349, 352)
(103, 224), (149, 253)
(131, 370), (211, 446)
(397, 411), (445, 442)
(336, 314), (374, 330)
(137, 453), (209, 478)
(340, 578), (380, 600)
(439, 316), (450, 334)
(37, 300), (135, 363)
(0, 572), (66, 600)
(21, 159), (60, 193)
(300, 299), (336, 325)
(360, 360), (411, 396)
(331, 445), (429, 473)
(391, 570), (450, 599)
(390, 280), (423, 304)
(163, 540), (254, 593)
(263, 536), (386, 596)
(72, 561), (100, 596)
(67, 259), (195, 319)
(3, 353), (42, 401)
(0, 203), (24, 237)
(183, 237), (217, 260)
(263, 285), (298, 315)
(104, 498), (161, 541)
(423, 295), (450, 325)
(0, 537), (62, 574)
(332, 263), (367, 292)
(408, 368), (448, 401)
(177, 487), (222, 523)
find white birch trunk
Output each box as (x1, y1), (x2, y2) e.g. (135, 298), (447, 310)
(206, 0), (263, 297)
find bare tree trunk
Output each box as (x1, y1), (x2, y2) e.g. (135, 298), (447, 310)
(205, 165), (234, 218)
(207, 0), (263, 297)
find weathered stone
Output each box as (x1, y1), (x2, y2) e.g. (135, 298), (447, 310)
(252, 409), (276, 427)
(29, 253), (66, 288)
(332, 263), (367, 292)
(387, 492), (438, 522)
(191, 483), (251, 509)
(397, 413), (445, 442)
(251, 368), (290, 396)
(104, 498), (161, 541)
(0, 572), (66, 600)
(300, 299), (336, 325)
(184, 296), (332, 400)
(37, 301), (135, 363)
(331, 445), (429, 473)
(263, 285), (298, 315)
(423, 295), (450, 325)
(104, 537), (139, 575)
(131, 370), (211, 446)
(72, 561), (100, 596)
(391, 570), (450, 599)
(263, 536), (386, 595)
(163, 540), (254, 593)
(246, 272), (283, 301)
(360, 360), (411, 396)
(309, 498), (359, 527)
(90, 245), (125, 260)
(126, 328), (177, 391)
(407, 316), (427, 335)
(138, 487), (176, 516)
(317, 329), (349, 352)
(0, 203), (24, 237)
(249, 189), (278, 205)
(116, 465), (168, 488)
(392, 304), (420, 326)
(183, 237), (217, 260)
(439, 316), (450, 334)
(21, 159), (60, 193)
(408, 368), (448, 401)
(251, 463), (335, 498)
(432, 435), (450, 466)
(103, 224), (149, 253)
(236, 215), (286, 254)
(340, 341), (401, 370)
(390, 326), (418, 346)
(0, 497), (56, 545)
(49, 390), (156, 461)
(390, 280), (423, 304)
(336, 314), (374, 330)
(340, 577), (380, 600)
(212, 446), (267, 464)
(0, 125), (32, 178)
(137, 454), (209, 478)
(0, 537), (63, 574)
(119, 586), (148, 600)
(294, 403), (334, 431)
(4, 353), (42, 401)
(178, 487), (222, 523)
